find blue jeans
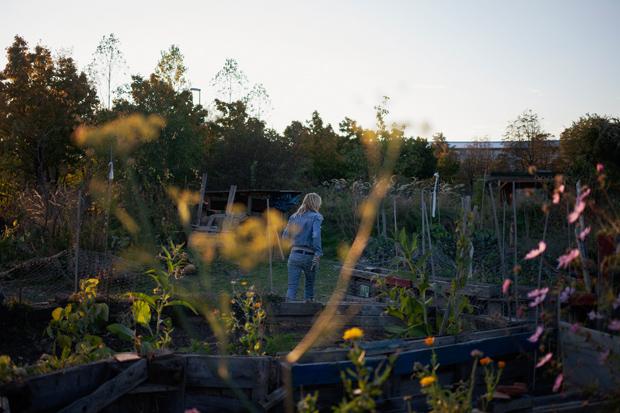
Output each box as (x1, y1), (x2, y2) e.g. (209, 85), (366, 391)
(286, 251), (316, 301)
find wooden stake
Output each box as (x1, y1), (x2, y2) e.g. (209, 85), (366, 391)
(512, 181), (519, 315)
(488, 182), (506, 278)
(195, 173), (208, 227)
(74, 189), (82, 293)
(267, 198), (273, 292)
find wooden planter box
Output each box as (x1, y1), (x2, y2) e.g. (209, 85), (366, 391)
(559, 321), (620, 394)
(0, 321), (536, 413)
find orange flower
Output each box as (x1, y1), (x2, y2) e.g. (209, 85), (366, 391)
(420, 376), (436, 387)
(254, 302), (262, 309)
(498, 361), (506, 369)
(343, 327), (364, 341)
(480, 357), (492, 366)
(424, 336), (435, 346)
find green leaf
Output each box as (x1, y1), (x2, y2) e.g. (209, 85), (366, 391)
(165, 299), (198, 314)
(94, 303), (109, 322)
(107, 323), (135, 342)
(52, 307), (63, 321)
(132, 300), (151, 326)
(384, 324), (408, 337)
(129, 292), (156, 307)
(56, 334), (72, 350)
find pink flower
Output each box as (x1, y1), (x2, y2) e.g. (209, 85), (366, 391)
(552, 192), (560, 204)
(527, 287), (549, 298)
(588, 310), (603, 320)
(536, 352), (553, 368)
(524, 241), (547, 260)
(578, 226), (591, 241)
(529, 295), (547, 307)
(502, 279), (512, 295)
(552, 374), (563, 392)
(570, 323), (580, 333)
(559, 287), (574, 303)
(597, 163), (604, 173)
(185, 409), (201, 413)
(609, 320), (620, 331)
(528, 287), (549, 307)
(557, 249), (580, 269)
(577, 187), (591, 203)
(568, 200), (586, 224)
(558, 184), (565, 193)
(528, 326), (544, 343)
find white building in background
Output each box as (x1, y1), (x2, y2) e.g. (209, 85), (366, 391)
(447, 140), (561, 162)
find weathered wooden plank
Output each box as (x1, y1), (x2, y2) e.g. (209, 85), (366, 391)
(268, 302), (324, 316)
(58, 359), (147, 413)
(0, 359), (113, 413)
(184, 393), (251, 413)
(291, 332), (535, 386)
(185, 355), (271, 402)
(559, 321), (620, 393)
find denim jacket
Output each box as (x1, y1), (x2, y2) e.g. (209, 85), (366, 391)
(282, 211), (323, 256)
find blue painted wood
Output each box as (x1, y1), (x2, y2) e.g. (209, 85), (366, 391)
(291, 332), (535, 386)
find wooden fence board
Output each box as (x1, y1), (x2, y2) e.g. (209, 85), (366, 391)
(58, 359), (147, 413)
(291, 332), (535, 386)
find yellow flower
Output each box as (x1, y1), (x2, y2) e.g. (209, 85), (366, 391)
(480, 357), (492, 366)
(498, 361), (506, 369)
(420, 376), (436, 387)
(424, 336), (435, 346)
(343, 327), (364, 341)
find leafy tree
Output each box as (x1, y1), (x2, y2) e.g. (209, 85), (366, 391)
(560, 114), (620, 182)
(154, 44), (189, 92)
(432, 132), (459, 181)
(502, 109), (555, 171)
(114, 74), (208, 186)
(395, 137), (436, 179)
(206, 100), (295, 189)
(88, 33), (126, 109)
(0, 36), (98, 191)
(339, 117), (370, 180)
(284, 112), (347, 185)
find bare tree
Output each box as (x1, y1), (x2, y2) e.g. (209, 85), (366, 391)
(210, 58), (248, 103)
(244, 82), (272, 119)
(87, 33), (126, 109)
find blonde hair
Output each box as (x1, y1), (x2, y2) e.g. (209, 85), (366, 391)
(292, 193), (322, 217)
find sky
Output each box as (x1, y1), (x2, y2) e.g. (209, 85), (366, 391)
(2, 0), (619, 140)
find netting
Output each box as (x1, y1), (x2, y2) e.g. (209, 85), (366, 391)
(0, 249), (146, 304)
(1, 180), (574, 304)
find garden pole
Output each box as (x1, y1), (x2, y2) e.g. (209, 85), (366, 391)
(488, 182), (506, 278)
(74, 189), (82, 293)
(420, 190), (426, 254)
(267, 198), (273, 292)
(512, 181), (519, 317)
(479, 172), (486, 230)
(423, 193), (436, 281)
(195, 172), (208, 227)
(392, 196), (398, 235)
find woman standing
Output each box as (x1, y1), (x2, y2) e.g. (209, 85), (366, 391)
(282, 193), (323, 302)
